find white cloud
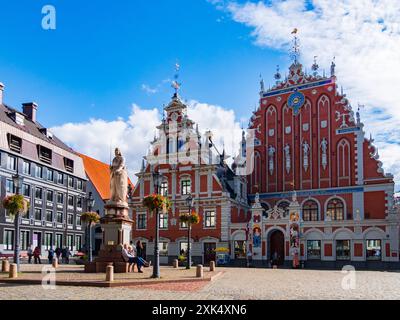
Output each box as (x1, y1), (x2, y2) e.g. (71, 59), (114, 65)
(51, 101), (242, 182)
(141, 84), (158, 94)
(215, 0), (400, 189)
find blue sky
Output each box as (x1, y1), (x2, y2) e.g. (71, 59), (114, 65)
(0, 0), (284, 126)
(1, 0), (399, 191)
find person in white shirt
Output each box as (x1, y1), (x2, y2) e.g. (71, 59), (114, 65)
(122, 244), (143, 273)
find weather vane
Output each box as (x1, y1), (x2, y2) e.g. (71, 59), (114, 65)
(171, 61), (181, 95)
(290, 28), (300, 64)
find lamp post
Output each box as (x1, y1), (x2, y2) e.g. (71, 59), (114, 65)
(12, 172), (23, 272)
(152, 170), (163, 278)
(185, 194), (194, 269)
(86, 191), (95, 262)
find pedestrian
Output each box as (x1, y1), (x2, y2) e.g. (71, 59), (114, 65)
(64, 247), (71, 264)
(27, 244), (33, 264)
(136, 240), (151, 267)
(48, 247), (54, 264)
(33, 246), (41, 264)
(55, 247), (62, 263)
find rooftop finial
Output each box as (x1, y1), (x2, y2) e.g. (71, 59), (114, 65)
(331, 57), (336, 77)
(274, 65), (282, 84)
(259, 74), (265, 92)
(290, 28), (300, 64)
(171, 61), (181, 96)
(311, 56), (319, 77)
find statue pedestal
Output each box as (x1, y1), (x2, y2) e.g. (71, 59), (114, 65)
(84, 201), (133, 273)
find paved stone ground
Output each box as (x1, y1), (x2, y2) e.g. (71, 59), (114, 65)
(0, 264), (216, 282)
(1, 266), (399, 300)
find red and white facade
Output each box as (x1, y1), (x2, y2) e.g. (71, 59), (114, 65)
(232, 60), (400, 267)
(130, 94), (249, 265)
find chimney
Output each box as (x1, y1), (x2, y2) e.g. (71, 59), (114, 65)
(22, 102), (38, 122)
(0, 83), (4, 105)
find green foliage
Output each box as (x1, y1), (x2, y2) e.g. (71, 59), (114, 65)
(81, 211), (100, 224)
(2, 195), (30, 216)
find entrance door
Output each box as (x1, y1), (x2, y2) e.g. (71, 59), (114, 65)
(203, 243), (216, 265)
(269, 230), (285, 265)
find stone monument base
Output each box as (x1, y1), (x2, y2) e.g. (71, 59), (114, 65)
(84, 202), (133, 273)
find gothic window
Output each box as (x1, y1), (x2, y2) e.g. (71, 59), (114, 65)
(302, 200), (319, 221)
(326, 198), (344, 220)
(251, 151), (261, 192)
(337, 139), (351, 185)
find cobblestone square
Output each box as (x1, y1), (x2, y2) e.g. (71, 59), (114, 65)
(1, 266), (399, 300)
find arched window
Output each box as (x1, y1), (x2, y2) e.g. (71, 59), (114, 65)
(326, 198), (344, 220)
(277, 201), (290, 216)
(302, 200), (319, 221)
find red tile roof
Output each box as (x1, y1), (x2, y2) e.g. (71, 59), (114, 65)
(78, 153), (133, 201)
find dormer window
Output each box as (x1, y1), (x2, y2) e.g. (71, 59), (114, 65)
(37, 145), (52, 164)
(12, 112), (25, 126)
(7, 134), (22, 153)
(39, 128), (53, 139)
(64, 157), (74, 173)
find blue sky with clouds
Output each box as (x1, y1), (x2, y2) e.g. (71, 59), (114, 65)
(0, 0), (283, 125)
(0, 0), (399, 191)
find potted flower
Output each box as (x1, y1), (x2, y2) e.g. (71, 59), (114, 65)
(143, 194), (171, 212)
(3, 194), (30, 270)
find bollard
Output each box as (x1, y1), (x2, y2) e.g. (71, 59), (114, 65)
(173, 259), (179, 268)
(106, 265), (114, 282)
(2, 259), (10, 273)
(9, 263), (17, 278)
(209, 261), (216, 272)
(52, 258), (58, 269)
(196, 265), (203, 278)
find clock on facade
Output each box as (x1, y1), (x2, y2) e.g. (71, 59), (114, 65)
(288, 90), (305, 115)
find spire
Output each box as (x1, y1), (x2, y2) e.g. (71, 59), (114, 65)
(259, 74), (265, 92)
(141, 158), (145, 172)
(290, 28), (300, 65)
(311, 56), (319, 77)
(171, 61), (181, 97)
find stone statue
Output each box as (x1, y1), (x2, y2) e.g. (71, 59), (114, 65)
(284, 144), (291, 174)
(302, 140), (310, 172)
(110, 148), (128, 204)
(268, 145), (276, 175)
(320, 138), (328, 170)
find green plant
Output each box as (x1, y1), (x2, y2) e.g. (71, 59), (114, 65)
(143, 194), (171, 211)
(178, 255), (186, 262)
(2, 195), (29, 216)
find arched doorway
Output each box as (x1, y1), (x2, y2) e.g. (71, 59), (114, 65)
(269, 230), (285, 265)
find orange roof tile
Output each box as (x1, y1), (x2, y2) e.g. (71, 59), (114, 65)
(78, 153), (134, 201)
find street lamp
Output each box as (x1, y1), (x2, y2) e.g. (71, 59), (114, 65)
(185, 194), (194, 269)
(12, 172), (23, 272)
(86, 191), (95, 262)
(152, 169), (163, 278)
